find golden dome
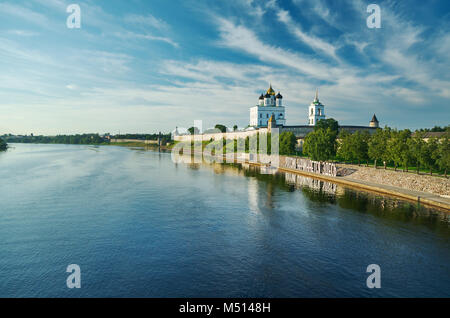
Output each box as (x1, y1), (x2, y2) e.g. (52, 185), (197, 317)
(266, 84), (275, 95)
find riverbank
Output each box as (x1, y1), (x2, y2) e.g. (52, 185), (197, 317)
(201, 150), (450, 211)
(338, 164), (449, 196)
(277, 165), (450, 212)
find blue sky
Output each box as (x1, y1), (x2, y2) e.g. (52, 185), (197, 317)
(0, 0), (449, 135)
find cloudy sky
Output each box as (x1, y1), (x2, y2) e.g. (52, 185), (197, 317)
(0, 0), (449, 135)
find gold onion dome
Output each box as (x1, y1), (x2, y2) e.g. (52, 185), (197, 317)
(266, 84), (275, 96)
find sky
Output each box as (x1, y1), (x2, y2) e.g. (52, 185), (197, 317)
(0, 0), (449, 135)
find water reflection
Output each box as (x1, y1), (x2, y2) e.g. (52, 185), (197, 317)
(178, 155), (450, 234)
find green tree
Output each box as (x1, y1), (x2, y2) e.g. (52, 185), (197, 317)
(188, 127), (199, 135)
(0, 138), (7, 151)
(279, 132), (296, 155)
(233, 125), (238, 132)
(407, 133), (426, 174)
(214, 124), (227, 133)
(303, 128), (337, 161)
(368, 127), (391, 169)
(434, 134), (450, 177)
(337, 131), (353, 163)
(352, 131), (370, 166)
(413, 137), (438, 175)
(315, 118), (339, 133)
(386, 129), (411, 171)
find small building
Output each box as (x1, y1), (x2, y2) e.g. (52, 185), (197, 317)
(369, 114), (379, 128)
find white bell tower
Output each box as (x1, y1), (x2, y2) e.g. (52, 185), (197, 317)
(308, 89), (325, 126)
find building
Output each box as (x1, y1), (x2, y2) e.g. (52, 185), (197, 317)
(369, 114), (379, 128)
(174, 84), (380, 143)
(250, 84), (286, 128)
(308, 89), (325, 126)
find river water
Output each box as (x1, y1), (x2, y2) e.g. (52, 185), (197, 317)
(0, 143), (449, 297)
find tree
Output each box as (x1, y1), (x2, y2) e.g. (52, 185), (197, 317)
(279, 132), (297, 155)
(337, 131), (353, 163)
(434, 133), (450, 177)
(0, 138), (7, 151)
(214, 124), (227, 133)
(337, 131), (370, 165)
(352, 131), (370, 166)
(315, 118), (339, 133)
(188, 127), (199, 135)
(407, 133), (425, 174)
(303, 128), (337, 161)
(425, 138), (439, 175)
(233, 125), (238, 132)
(386, 129), (411, 171)
(368, 127), (390, 169)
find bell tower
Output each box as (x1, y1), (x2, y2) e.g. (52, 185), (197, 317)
(308, 89), (325, 126)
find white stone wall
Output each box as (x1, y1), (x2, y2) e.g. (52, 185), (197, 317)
(174, 128), (269, 142)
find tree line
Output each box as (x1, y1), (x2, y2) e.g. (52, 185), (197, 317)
(302, 119), (450, 176)
(2, 134), (109, 145)
(0, 138), (7, 151)
(1, 133), (173, 146)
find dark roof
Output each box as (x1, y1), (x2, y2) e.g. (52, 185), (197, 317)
(370, 114), (379, 122)
(412, 132), (446, 138)
(276, 92), (283, 98)
(264, 93), (271, 98)
(259, 94), (264, 100)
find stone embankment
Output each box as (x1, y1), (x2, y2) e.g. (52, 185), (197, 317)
(338, 164), (450, 197)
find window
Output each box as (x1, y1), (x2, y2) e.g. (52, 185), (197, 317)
(310, 108), (313, 115)
(266, 114), (269, 118)
(260, 113), (262, 118)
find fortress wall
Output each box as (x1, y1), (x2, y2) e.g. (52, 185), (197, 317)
(174, 128), (268, 142)
(173, 126), (377, 142)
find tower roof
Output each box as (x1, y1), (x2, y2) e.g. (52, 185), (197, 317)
(371, 114), (379, 122)
(314, 88), (319, 102)
(276, 92), (283, 99)
(259, 93), (264, 100)
(266, 84), (275, 96)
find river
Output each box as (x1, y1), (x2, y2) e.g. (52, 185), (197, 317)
(0, 143), (449, 297)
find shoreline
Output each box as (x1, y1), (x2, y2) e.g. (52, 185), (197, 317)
(181, 150), (450, 212)
(8, 143), (450, 211)
(277, 166), (450, 212)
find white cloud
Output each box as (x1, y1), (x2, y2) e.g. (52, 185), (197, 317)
(124, 13), (169, 30)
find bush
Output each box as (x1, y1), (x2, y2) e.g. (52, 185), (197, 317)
(0, 138), (7, 151)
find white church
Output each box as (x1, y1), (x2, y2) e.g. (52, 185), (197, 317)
(249, 85), (286, 127)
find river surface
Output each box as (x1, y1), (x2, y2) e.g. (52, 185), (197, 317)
(0, 143), (449, 297)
